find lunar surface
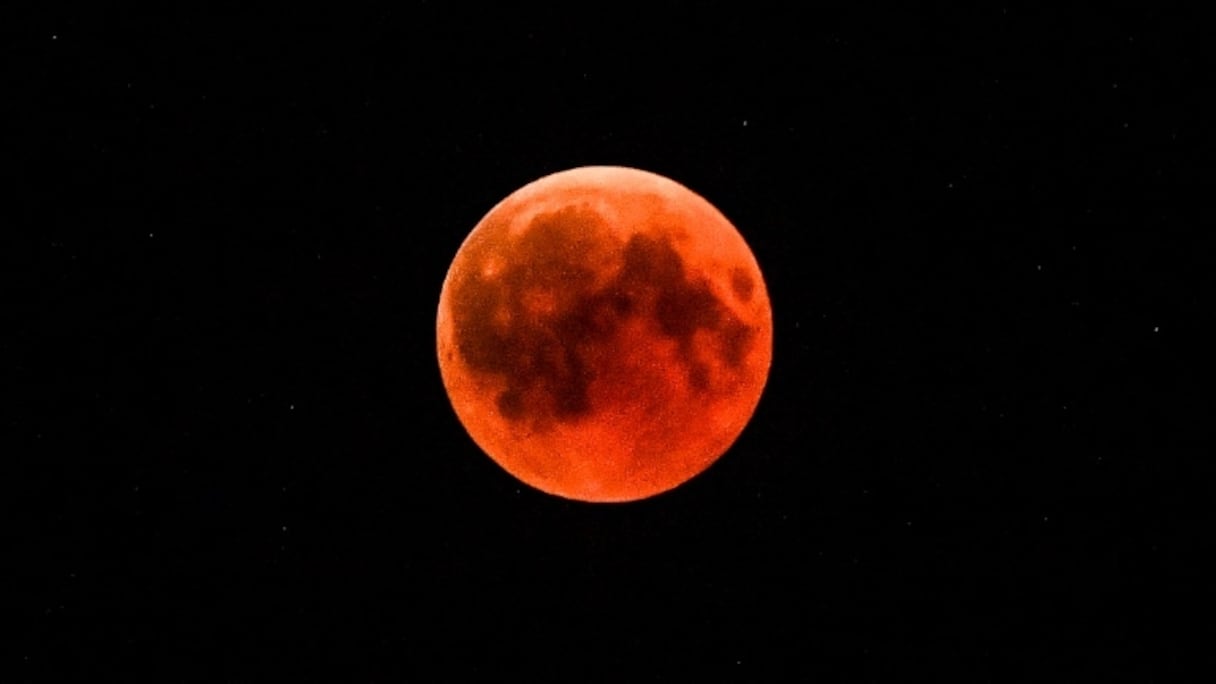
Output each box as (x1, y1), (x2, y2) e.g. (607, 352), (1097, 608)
(436, 166), (772, 502)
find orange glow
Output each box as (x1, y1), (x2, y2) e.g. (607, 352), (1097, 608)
(436, 166), (772, 502)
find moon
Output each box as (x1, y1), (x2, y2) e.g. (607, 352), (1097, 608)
(436, 166), (772, 502)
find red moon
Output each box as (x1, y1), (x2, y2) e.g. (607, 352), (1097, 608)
(436, 166), (772, 502)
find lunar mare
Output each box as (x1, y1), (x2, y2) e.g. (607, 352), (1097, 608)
(437, 166), (772, 502)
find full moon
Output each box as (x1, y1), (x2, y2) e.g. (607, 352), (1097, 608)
(436, 166), (772, 502)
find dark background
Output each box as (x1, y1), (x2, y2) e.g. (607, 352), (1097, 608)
(9, 3), (1208, 680)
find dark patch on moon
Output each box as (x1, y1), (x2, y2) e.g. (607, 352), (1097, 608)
(730, 267), (755, 302)
(449, 207), (757, 426)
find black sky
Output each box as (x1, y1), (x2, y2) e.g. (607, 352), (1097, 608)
(9, 4), (1209, 680)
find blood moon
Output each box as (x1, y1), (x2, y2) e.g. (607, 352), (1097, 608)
(436, 166), (772, 503)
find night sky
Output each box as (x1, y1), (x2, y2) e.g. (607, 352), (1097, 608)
(11, 4), (1208, 680)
